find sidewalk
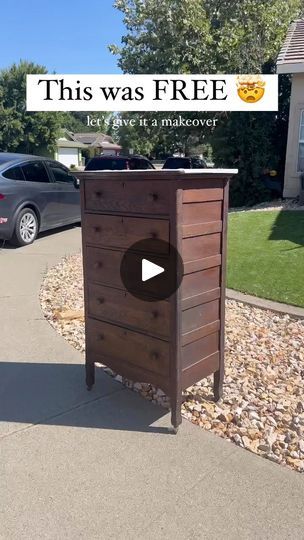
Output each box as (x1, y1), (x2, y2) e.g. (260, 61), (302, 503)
(1, 226), (304, 539)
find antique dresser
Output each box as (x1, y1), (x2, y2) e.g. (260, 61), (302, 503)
(79, 169), (237, 431)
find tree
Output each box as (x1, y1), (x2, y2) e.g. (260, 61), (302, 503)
(63, 112), (113, 134)
(0, 61), (64, 154)
(110, 0), (304, 204)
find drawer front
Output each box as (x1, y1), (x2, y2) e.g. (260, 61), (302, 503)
(85, 246), (170, 299)
(84, 180), (170, 214)
(88, 283), (170, 339)
(83, 214), (169, 253)
(86, 247), (123, 288)
(87, 318), (170, 377)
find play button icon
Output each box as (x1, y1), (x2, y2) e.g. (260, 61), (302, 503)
(120, 238), (183, 301)
(142, 259), (165, 282)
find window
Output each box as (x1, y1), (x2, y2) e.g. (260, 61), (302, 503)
(86, 158), (126, 171)
(298, 111), (304, 172)
(129, 158), (154, 170)
(2, 166), (25, 181)
(48, 162), (75, 183)
(22, 162), (49, 183)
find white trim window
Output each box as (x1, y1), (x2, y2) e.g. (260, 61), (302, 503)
(298, 110), (304, 172)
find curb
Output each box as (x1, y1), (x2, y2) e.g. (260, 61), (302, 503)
(226, 288), (304, 319)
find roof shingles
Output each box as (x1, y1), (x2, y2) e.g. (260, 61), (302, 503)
(277, 19), (304, 73)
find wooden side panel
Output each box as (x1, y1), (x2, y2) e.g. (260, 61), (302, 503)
(182, 266), (221, 300)
(182, 233), (221, 263)
(181, 353), (220, 389)
(182, 201), (222, 224)
(182, 299), (220, 335)
(182, 332), (219, 369)
(183, 188), (223, 203)
(180, 179), (226, 387)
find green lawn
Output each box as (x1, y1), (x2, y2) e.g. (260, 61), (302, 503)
(227, 210), (304, 308)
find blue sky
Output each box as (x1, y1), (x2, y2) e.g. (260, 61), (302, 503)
(0, 0), (124, 73)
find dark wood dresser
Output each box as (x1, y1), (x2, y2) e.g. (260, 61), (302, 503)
(79, 169), (237, 431)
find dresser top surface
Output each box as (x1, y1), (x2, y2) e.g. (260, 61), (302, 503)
(78, 168), (238, 181)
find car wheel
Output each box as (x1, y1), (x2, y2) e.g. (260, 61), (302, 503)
(11, 208), (39, 247)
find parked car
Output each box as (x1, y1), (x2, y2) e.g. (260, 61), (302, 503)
(85, 155), (155, 171)
(162, 156), (208, 169)
(0, 153), (80, 246)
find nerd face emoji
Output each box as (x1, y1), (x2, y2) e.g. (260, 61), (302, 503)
(237, 75), (266, 104)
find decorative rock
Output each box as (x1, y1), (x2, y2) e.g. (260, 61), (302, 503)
(40, 253), (304, 475)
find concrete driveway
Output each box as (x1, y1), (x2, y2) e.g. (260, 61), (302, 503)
(1, 226), (304, 539)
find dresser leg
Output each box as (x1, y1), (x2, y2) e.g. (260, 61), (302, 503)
(86, 362), (95, 391)
(213, 369), (223, 402)
(171, 399), (182, 433)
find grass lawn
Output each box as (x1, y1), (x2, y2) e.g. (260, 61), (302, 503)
(227, 210), (304, 308)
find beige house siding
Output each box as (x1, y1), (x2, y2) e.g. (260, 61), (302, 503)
(283, 74), (304, 197)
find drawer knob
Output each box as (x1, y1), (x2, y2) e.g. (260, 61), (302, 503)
(98, 297), (105, 305)
(98, 334), (105, 341)
(94, 261), (103, 269)
(95, 191), (103, 198)
(94, 226), (101, 233)
(151, 231), (158, 239)
(152, 310), (159, 319)
(151, 351), (159, 360)
(149, 192), (159, 201)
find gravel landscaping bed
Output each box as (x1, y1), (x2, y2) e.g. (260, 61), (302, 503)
(40, 253), (304, 473)
(230, 198), (304, 213)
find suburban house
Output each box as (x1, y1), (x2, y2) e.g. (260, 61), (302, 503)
(54, 130), (122, 168)
(277, 19), (304, 198)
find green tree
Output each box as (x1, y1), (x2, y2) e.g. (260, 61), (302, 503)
(110, 0), (304, 204)
(0, 61), (64, 154)
(63, 112), (113, 134)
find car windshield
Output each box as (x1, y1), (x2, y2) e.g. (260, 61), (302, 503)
(163, 158), (191, 169)
(191, 158), (207, 168)
(86, 158), (126, 171)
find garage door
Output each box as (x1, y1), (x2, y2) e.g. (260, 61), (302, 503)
(57, 148), (79, 168)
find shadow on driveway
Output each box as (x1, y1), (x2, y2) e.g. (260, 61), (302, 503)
(0, 361), (170, 434)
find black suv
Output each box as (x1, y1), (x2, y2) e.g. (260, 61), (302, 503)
(85, 155), (155, 171)
(163, 156), (207, 169)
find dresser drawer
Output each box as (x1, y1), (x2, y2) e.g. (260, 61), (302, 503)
(88, 283), (170, 339)
(85, 246), (169, 299)
(83, 214), (169, 252)
(86, 318), (170, 377)
(84, 179), (170, 215)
